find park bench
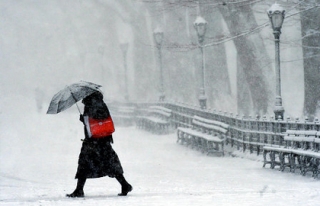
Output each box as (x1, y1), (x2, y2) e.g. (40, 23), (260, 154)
(263, 130), (320, 178)
(111, 105), (135, 126)
(285, 130), (320, 177)
(176, 115), (229, 156)
(136, 106), (172, 134)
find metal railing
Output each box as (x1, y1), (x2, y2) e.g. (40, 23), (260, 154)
(109, 101), (320, 154)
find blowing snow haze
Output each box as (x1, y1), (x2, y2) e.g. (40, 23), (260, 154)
(1, 0), (318, 118)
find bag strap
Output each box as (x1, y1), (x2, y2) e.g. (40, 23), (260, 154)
(83, 116), (92, 138)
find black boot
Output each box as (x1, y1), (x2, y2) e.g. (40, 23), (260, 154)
(66, 189), (84, 198)
(119, 183), (133, 196)
(115, 174), (133, 196)
(66, 177), (86, 198)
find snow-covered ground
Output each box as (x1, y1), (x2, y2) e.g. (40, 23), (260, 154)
(1, 101), (320, 206)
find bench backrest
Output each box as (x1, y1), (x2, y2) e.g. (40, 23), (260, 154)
(284, 130), (318, 150)
(315, 132), (320, 152)
(148, 106), (172, 119)
(192, 115), (229, 135)
(117, 106), (135, 114)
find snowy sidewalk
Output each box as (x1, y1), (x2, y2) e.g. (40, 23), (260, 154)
(1, 120), (320, 205)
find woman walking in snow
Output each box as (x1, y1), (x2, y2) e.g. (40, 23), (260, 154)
(67, 91), (132, 198)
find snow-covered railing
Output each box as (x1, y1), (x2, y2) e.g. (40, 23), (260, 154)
(109, 101), (320, 154)
(164, 103), (316, 148)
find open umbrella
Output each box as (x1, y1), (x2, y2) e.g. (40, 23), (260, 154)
(46, 81), (102, 114)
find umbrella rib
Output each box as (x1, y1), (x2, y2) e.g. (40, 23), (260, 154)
(68, 86), (81, 114)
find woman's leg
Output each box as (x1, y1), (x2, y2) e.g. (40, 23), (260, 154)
(66, 177), (86, 198)
(115, 174), (132, 196)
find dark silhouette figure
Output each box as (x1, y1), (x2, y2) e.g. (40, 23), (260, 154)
(67, 91), (132, 198)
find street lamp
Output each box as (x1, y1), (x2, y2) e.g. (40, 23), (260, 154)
(153, 27), (165, 101)
(194, 16), (207, 109)
(120, 42), (129, 102)
(268, 3), (285, 120)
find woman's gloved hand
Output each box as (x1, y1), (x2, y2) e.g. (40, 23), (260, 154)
(79, 114), (84, 122)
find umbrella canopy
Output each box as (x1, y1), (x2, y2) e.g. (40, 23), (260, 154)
(46, 81), (102, 114)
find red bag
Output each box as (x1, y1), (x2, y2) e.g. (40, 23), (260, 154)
(84, 116), (115, 138)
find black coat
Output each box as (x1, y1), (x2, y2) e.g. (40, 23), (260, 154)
(75, 92), (123, 179)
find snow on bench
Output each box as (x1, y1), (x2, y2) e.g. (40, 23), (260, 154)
(176, 115), (229, 156)
(284, 130), (318, 150)
(263, 130), (320, 178)
(136, 106), (172, 134)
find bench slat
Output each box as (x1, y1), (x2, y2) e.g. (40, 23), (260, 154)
(286, 130), (317, 136)
(145, 116), (169, 124)
(149, 106), (172, 113)
(178, 127), (223, 142)
(284, 136), (315, 142)
(193, 115), (229, 129)
(192, 119), (228, 134)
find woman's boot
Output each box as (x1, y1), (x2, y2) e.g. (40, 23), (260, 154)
(115, 174), (132, 196)
(66, 177), (86, 198)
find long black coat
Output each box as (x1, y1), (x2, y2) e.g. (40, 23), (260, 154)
(75, 92), (124, 179)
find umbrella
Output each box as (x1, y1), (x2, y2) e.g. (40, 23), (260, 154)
(46, 81), (102, 114)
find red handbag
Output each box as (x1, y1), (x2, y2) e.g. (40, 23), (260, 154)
(84, 116), (115, 138)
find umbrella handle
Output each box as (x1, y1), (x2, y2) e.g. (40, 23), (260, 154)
(75, 102), (81, 114)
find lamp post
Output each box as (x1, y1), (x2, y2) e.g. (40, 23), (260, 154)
(153, 27), (165, 101)
(268, 3), (285, 120)
(120, 42), (129, 102)
(194, 16), (207, 109)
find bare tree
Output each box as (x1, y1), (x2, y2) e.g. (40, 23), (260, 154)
(198, 1), (232, 110)
(299, 0), (320, 119)
(116, 0), (320, 117)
